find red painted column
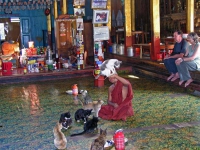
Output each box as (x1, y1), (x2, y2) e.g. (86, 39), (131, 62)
(124, 36), (132, 56)
(150, 0), (160, 61)
(151, 36), (160, 60)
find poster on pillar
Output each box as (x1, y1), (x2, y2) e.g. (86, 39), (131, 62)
(91, 0), (108, 9)
(76, 18), (84, 30)
(74, 8), (85, 16)
(93, 26), (110, 41)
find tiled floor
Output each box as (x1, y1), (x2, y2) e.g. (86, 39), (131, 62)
(1, 71), (200, 149)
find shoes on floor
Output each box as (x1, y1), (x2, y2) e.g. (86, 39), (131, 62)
(179, 80), (184, 86)
(171, 75), (179, 82)
(185, 79), (193, 87)
(167, 74), (175, 81)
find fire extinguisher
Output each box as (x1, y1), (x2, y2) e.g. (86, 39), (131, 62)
(72, 84), (78, 96)
(113, 129), (125, 150)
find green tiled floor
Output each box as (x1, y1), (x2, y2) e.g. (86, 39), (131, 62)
(0, 73), (200, 150)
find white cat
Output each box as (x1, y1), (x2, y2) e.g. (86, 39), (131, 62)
(99, 59), (122, 78)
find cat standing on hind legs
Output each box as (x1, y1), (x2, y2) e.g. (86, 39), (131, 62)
(53, 122), (67, 150)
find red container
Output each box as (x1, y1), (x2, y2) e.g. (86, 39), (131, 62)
(32, 48), (37, 55)
(2, 62), (12, 76)
(113, 130), (125, 150)
(157, 53), (163, 61)
(94, 75), (104, 87)
(93, 69), (104, 87)
(135, 48), (140, 56)
(26, 48), (32, 56)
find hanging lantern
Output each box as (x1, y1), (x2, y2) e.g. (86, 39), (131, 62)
(44, 8), (50, 16)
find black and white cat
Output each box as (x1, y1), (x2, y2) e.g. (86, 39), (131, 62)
(70, 116), (99, 137)
(98, 59), (122, 78)
(74, 109), (93, 123)
(59, 112), (72, 130)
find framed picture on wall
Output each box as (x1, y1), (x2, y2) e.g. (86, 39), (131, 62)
(73, 0), (85, 6)
(74, 8), (85, 16)
(91, 0), (107, 9)
(93, 10), (109, 24)
(93, 26), (110, 41)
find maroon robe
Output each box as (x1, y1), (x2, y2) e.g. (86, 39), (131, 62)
(98, 80), (134, 121)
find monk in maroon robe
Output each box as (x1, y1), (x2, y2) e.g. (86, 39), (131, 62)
(98, 74), (134, 121)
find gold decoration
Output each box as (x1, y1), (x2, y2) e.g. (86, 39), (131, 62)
(62, 0), (67, 14)
(131, 0), (135, 31)
(124, 0), (131, 36)
(106, 0), (111, 31)
(150, 0), (160, 37)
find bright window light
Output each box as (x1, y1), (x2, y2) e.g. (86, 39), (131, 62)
(10, 17), (20, 22)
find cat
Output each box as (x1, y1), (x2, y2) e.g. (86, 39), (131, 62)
(83, 100), (104, 117)
(90, 128), (107, 150)
(74, 108), (93, 123)
(53, 122), (67, 150)
(98, 59), (122, 78)
(71, 116), (99, 137)
(81, 90), (93, 105)
(59, 112), (72, 130)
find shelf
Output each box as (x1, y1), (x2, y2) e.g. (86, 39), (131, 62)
(26, 55), (45, 57)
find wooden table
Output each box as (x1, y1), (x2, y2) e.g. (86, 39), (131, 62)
(133, 44), (151, 58)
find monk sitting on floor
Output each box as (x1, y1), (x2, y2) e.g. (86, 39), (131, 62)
(98, 74), (134, 121)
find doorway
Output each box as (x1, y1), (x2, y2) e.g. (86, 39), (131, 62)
(0, 18), (21, 46)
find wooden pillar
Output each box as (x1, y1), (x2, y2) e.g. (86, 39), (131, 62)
(163, 0), (166, 15)
(168, 0), (171, 14)
(47, 14), (52, 47)
(150, 0), (160, 60)
(131, 0), (135, 31)
(54, 0), (58, 19)
(62, 0), (67, 14)
(186, 0), (194, 33)
(124, 0), (132, 55)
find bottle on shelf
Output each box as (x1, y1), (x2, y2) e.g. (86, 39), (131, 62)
(46, 46), (52, 61)
(23, 66), (27, 75)
(77, 57), (80, 70)
(58, 54), (63, 69)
